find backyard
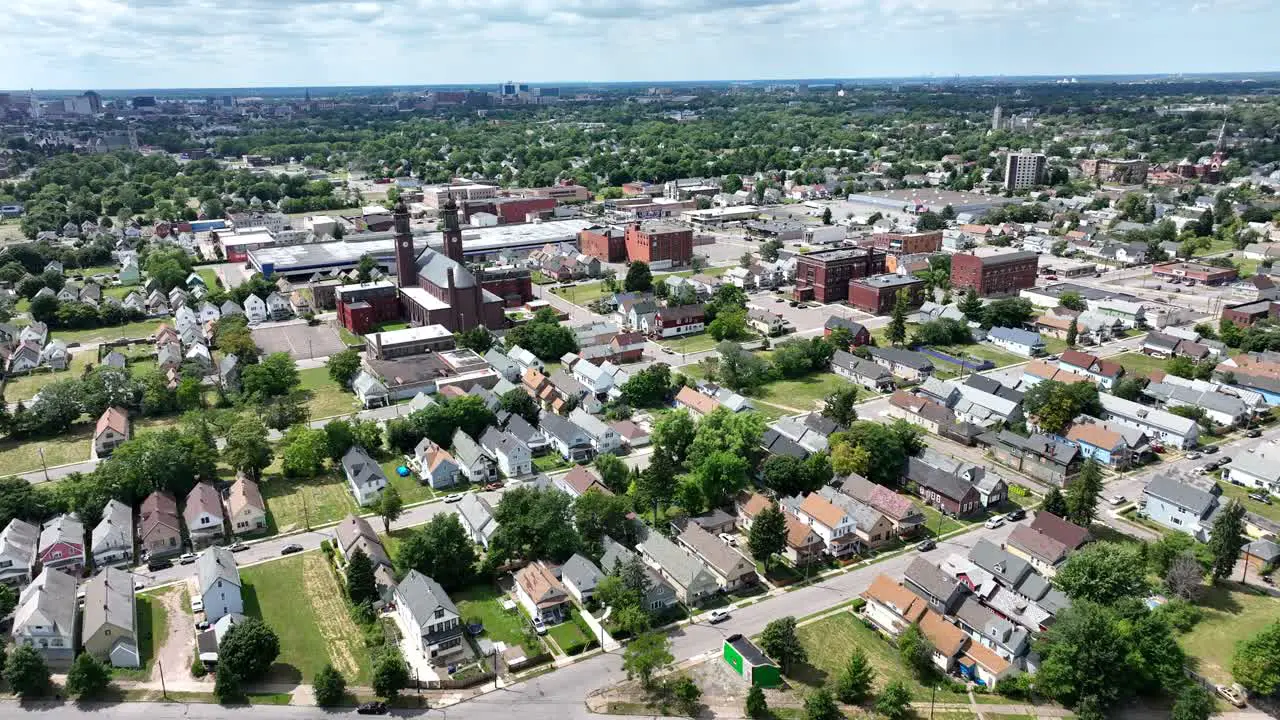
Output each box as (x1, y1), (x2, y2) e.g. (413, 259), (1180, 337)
(114, 589), (170, 680)
(453, 583), (535, 650)
(1178, 582), (1277, 685)
(551, 281), (612, 306)
(930, 342), (1027, 370)
(0, 424), (93, 474)
(658, 332), (732, 355)
(1110, 352), (1168, 378)
(240, 552), (372, 684)
(381, 459), (436, 505)
(1216, 479), (1280, 524)
(50, 318), (165, 345)
(298, 366), (360, 420)
(2, 351), (95, 402)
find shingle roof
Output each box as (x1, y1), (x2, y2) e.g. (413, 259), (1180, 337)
(1143, 474), (1218, 516)
(861, 574), (928, 622)
(561, 553), (603, 593)
(905, 457), (975, 502)
(1028, 512), (1090, 550)
(904, 557), (962, 605)
(1006, 525), (1070, 567)
(82, 567), (135, 639)
(397, 570), (459, 626)
(197, 546), (240, 596)
(92, 499), (132, 554)
(920, 609), (968, 656)
(228, 476), (265, 516)
(14, 568), (77, 638)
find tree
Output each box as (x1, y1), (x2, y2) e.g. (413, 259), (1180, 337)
(1207, 500), (1247, 583)
(455, 326), (495, 354)
(1065, 318), (1078, 347)
(1022, 380), (1102, 435)
(217, 617), (280, 682)
(280, 426), (329, 478)
(804, 688), (841, 720)
(898, 622), (934, 680)
(834, 646), (874, 704)
(865, 683), (910, 720)
(761, 455), (818, 497)
(1166, 552), (1206, 601)
(748, 503), (787, 570)
(326, 348), (362, 387)
(624, 261), (652, 292)
(1059, 291), (1086, 311)
(65, 652), (111, 699)
(635, 449), (679, 518)
(622, 632), (672, 688)
(671, 675), (702, 717)
(1065, 458), (1102, 526)
(346, 547), (377, 606)
(821, 207), (833, 225)
(498, 388), (540, 426)
(313, 663), (348, 708)
(620, 364), (672, 408)
(822, 385), (859, 427)
(214, 663), (243, 704)
(223, 417), (273, 481)
(712, 342), (772, 391)
(396, 514), (477, 590)
(1233, 621), (1280, 695)
(745, 685), (769, 718)
(688, 451), (750, 511)
(4, 645), (50, 698)
(652, 410), (697, 465)
(760, 239), (783, 261)
(759, 617), (807, 675)
(958, 287), (984, 322)
(594, 453), (630, 494)
(240, 352), (300, 401)
(503, 310), (578, 361)
(1041, 487), (1069, 517)
(887, 290), (909, 347)
(981, 297), (1036, 329)
(1054, 542), (1150, 604)
(1171, 684), (1214, 720)
(372, 648), (410, 699)
(0, 583), (16, 619)
(374, 485), (403, 534)
(1035, 601), (1131, 715)
(574, 489), (634, 545)
(708, 308), (749, 342)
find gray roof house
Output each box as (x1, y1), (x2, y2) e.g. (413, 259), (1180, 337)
(452, 428), (497, 482)
(479, 427), (532, 478)
(92, 499), (134, 568)
(986, 327), (1046, 357)
(394, 570), (465, 666)
(1142, 474), (1221, 541)
(831, 350), (896, 392)
(0, 518), (39, 588)
(560, 553), (604, 603)
(866, 346), (935, 380)
(197, 546), (243, 623)
(341, 446), (388, 506)
(635, 524), (720, 606)
(675, 521), (757, 592)
(484, 349), (521, 382)
(81, 567), (140, 667)
(600, 535), (679, 611)
(457, 493), (500, 549)
(902, 557), (966, 614)
(12, 567), (78, 668)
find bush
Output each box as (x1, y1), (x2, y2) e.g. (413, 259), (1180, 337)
(191, 658), (209, 678)
(848, 598), (866, 612)
(320, 539), (333, 555)
(1155, 598), (1203, 632)
(997, 673), (1033, 701)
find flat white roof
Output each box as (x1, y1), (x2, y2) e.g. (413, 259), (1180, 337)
(220, 229), (277, 248)
(370, 324), (453, 345)
(400, 287), (450, 311)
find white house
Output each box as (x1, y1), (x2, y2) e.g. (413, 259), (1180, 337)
(196, 547), (243, 623)
(341, 446), (387, 506)
(243, 294), (268, 324)
(11, 568), (78, 668)
(394, 570), (466, 666)
(352, 371), (391, 409)
(987, 327), (1045, 358)
(264, 292), (293, 320)
(91, 499), (133, 568)
(569, 408), (622, 455)
(479, 427), (532, 478)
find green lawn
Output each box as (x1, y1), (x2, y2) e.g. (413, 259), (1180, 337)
(661, 332), (747, 354)
(919, 504), (967, 538)
(381, 459), (435, 505)
(551, 282), (611, 306)
(129, 359), (159, 378)
(1216, 479), (1280, 524)
(793, 612), (970, 702)
(113, 589), (170, 680)
(1178, 583), (1279, 684)
(298, 366), (360, 420)
(260, 472), (358, 534)
(240, 552), (372, 684)
(1193, 237), (1236, 257)
(0, 424), (93, 474)
(931, 342), (1026, 369)
(51, 319), (164, 344)
(453, 584), (531, 649)
(1110, 352), (1168, 378)
(752, 372), (857, 413)
(371, 321), (409, 333)
(547, 619), (591, 654)
(197, 268), (221, 289)
(3, 352), (95, 402)
(1042, 337), (1071, 356)
(102, 285), (135, 300)
(533, 454), (572, 473)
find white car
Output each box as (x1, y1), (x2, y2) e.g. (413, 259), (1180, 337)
(443, 493), (463, 503)
(718, 533), (738, 547)
(1109, 494), (1127, 506)
(707, 609), (731, 624)
(983, 517), (1004, 530)
(190, 595), (204, 613)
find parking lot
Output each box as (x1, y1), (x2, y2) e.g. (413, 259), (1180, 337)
(252, 320), (348, 360)
(747, 288), (878, 334)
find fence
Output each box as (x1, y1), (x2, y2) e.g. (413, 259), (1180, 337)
(910, 345), (995, 373)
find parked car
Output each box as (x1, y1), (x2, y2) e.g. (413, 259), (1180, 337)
(1247, 429), (1263, 438)
(484, 481), (504, 491)
(1203, 445), (1219, 455)
(983, 517), (1004, 530)
(1004, 508), (1026, 522)
(718, 533), (738, 547)
(1109, 494), (1127, 506)
(147, 558), (173, 572)
(915, 539), (936, 552)
(178, 553), (198, 565)
(281, 543), (304, 555)
(196, 620), (210, 631)
(190, 595), (204, 613)
(1216, 684), (1247, 708)
(1248, 493), (1273, 505)
(707, 609), (731, 624)
(531, 616), (547, 636)
(134, 579), (148, 591)
(1186, 452), (1202, 460)
(357, 701), (389, 715)
(228, 542), (249, 552)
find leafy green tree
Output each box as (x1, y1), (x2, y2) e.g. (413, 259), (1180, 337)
(1066, 318), (1078, 347)
(372, 648), (410, 699)
(822, 207), (832, 225)
(1171, 684), (1214, 720)
(489, 486), (581, 564)
(670, 675), (702, 717)
(887, 290), (909, 346)
(504, 308), (578, 361)
(748, 503), (787, 570)
(65, 652), (112, 699)
(622, 632), (672, 688)
(1035, 601), (1130, 715)
(898, 622), (934, 680)
(745, 685), (768, 718)
(624, 261), (652, 292)
(652, 409), (697, 465)
(1207, 499), (1247, 583)
(834, 645), (875, 704)
(958, 287), (984, 322)
(345, 547), (377, 606)
(711, 342), (773, 391)
(1065, 458), (1102, 526)
(218, 617), (280, 682)
(326, 348), (362, 387)
(0, 583), (16, 619)
(689, 451), (750, 511)
(223, 417), (274, 481)
(374, 485), (403, 534)
(280, 426), (330, 478)
(455, 326), (495, 354)
(635, 449), (680, 518)
(574, 489), (634, 545)
(1054, 542), (1150, 604)
(1058, 292), (1086, 311)
(1022, 380), (1103, 435)
(620, 364), (672, 408)
(875, 680), (913, 720)
(709, 308), (749, 341)
(759, 617), (807, 675)
(1233, 621), (1280, 695)
(593, 453), (630, 494)
(395, 514), (477, 590)
(803, 688), (841, 720)
(313, 663), (348, 707)
(214, 663), (243, 704)
(240, 352), (300, 401)
(4, 645), (50, 698)
(499, 388), (540, 426)
(822, 385), (859, 427)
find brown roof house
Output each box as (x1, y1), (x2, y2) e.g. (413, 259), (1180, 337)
(139, 491), (182, 559)
(861, 574), (928, 638)
(513, 561), (571, 625)
(184, 482), (226, 549)
(227, 475), (268, 536)
(783, 514), (826, 567)
(675, 521), (757, 592)
(839, 474), (927, 536)
(93, 407), (131, 458)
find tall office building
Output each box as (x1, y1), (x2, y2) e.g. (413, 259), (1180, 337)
(1004, 151), (1046, 191)
(992, 104), (1003, 131)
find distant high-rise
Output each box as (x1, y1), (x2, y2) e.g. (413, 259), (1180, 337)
(1004, 151), (1046, 191)
(992, 105), (1003, 131)
(82, 91), (101, 114)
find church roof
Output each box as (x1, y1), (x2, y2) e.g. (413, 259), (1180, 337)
(415, 248), (479, 289)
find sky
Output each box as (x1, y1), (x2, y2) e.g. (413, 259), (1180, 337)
(3, 0), (1279, 91)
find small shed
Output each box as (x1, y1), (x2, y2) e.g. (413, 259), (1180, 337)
(722, 634), (781, 688)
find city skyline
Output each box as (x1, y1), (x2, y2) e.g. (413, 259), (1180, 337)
(3, 0), (1278, 90)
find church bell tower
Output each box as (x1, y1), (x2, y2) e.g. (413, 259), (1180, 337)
(442, 196), (464, 263)
(393, 199), (417, 288)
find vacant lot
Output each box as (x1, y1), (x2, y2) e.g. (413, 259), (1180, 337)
(51, 319), (164, 345)
(1178, 583), (1278, 684)
(752, 372), (852, 413)
(793, 612), (970, 702)
(381, 459), (435, 505)
(298, 366), (360, 420)
(659, 332), (729, 355)
(3, 352), (95, 402)
(931, 342), (1026, 369)
(1110, 352), (1168, 378)
(241, 552), (371, 684)
(252, 323), (348, 360)
(1216, 479), (1280, 524)
(551, 282), (611, 306)
(260, 472), (358, 533)
(0, 424), (93, 473)
(113, 590), (170, 680)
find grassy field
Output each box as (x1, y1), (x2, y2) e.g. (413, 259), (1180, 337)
(1110, 352), (1168, 378)
(114, 590), (171, 680)
(931, 342), (1027, 369)
(197, 268), (221, 289)
(751, 372), (852, 413)
(2, 352), (95, 402)
(260, 472), (359, 533)
(51, 319), (164, 345)
(534, 454), (572, 473)
(241, 552), (372, 684)
(298, 366), (360, 420)
(0, 424), (93, 473)
(453, 584), (530, 648)
(1216, 479), (1280, 524)
(381, 459), (436, 505)
(1178, 583), (1278, 684)
(919, 503), (967, 537)
(793, 612), (970, 702)
(551, 282), (611, 306)
(661, 332), (747, 354)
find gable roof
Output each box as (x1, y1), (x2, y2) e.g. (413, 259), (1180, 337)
(82, 567), (135, 639)
(228, 476), (266, 516)
(561, 465), (610, 496)
(1028, 512), (1090, 550)
(904, 557), (962, 604)
(1065, 422), (1125, 451)
(920, 609), (969, 657)
(396, 570), (459, 626)
(838, 474), (923, 523)
(1143, 474), (1218, 516)
(636, 523), (715, 590)
(675, 386), (719, 416)
(905, 457), (975, 502)
(95, 406), (129, 437)
(1006, 524), (1070, 567)
(197, 546), (240, 596)
(15, 568), (77, 636)
(515, 562), (568, 606)
(677, 522), (751, 578)
(861, 574), (928, 623)
(561, 553), (604, 592)
(92, 499), (132, 553)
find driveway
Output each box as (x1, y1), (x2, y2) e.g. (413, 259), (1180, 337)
(149, 587), (198, 686)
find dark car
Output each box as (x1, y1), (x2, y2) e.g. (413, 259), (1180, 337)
(357, 701), (388, 715)
(280, 544), (304, 555)
(1247, 429), (1263, 438)
(147, 558), (173, 572)
(1004, 508), (1026, 522)
(915, 539), (936, 552)
(1249, 493), (1273, 505)
(1203, 445), (1219, 455)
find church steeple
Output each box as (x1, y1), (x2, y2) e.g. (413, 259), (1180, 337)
(393, 199), (417, 288)
(442, 196), (464, 263)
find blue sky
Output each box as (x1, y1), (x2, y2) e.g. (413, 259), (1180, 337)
(3, 0), (1277, 90)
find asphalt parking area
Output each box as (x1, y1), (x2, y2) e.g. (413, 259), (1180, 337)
(251, 322), (347, 359)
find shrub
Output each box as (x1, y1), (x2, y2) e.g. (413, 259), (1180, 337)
(191, 658), (208, 678)
(848, 598), (866, 612)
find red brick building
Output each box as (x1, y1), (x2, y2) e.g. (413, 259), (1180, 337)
(793, 247), (888, 303)
(493, 197), (557, 224)
(1152, 261), (1238, 286)
(579, 225), (628, 263)
(336, 281), (401, 334)
(624, 222), (694, 268)
(872, 230), (943, 256)
(847, 274), (927, 315)
(950, 251), (1039, 297)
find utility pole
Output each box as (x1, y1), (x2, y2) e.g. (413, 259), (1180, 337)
(158, 658), (168, 700)
(38, 447), (49, 483)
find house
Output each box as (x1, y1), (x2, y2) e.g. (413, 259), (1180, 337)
(817, 487), (896, 550)
(219, 355), (241, 393)
(91, 499), (133, 568)
(197, 547), (243, 623)
(987, 431), (1081, 487)
(243, 294), (268, 323)
(484, 349), (522, 382)
(40, 340), (69, 370)
(635, 524), (720, 605)
(20, 321), (48, 346)
(139, 491), (182, 559)
(156, 342), (182, 371)
(861, 574), (928, 637)
(1144, 381), (1250, 428)
(556, 465), (612, 498)
(561, 553), (604, 603)
(675, 521), (757, 591)
(838, 474), (927, 536)
(1222, 446), (1280, 495)
(221, 300), (244, 318)
(612, 420), (651, 449)
(651, 305), (706, 338)
(600, 536), (680, 611)
(184, 482), (226, 549)
(264, 291), (292, 320)
(748, 307), (789, 336)
(119, 259), (141, 285)
(479, 427), (532, 478)
(866, 346), (935, 382)
(1058, 350), (1125, 390)
(1065, 423), (1135, 469)
(967, 540), (1070, 629)
(198, 301), (221, 325)
(685, 509), (738, 536)
(762, 428), (808, 459)
(571, 358), (617, 396)
(456, 494), (500, 549)
(1098, 393), (1200, 449)
(499, 412), (550, 455)
(792, 492), (860, 558)
(352, 370), (391, 409)
(0, 519), (39, 588)
(1004, 525), (1070, 577)
(675, 385), (721, 416)
(91, 406), (131, 458)
(4, 341), (41, 373)
(333, 515), (395, 597)
(514, 562), (571, 625)
(395, 570), (466, 665)
(987, 327), (1045, 357)
(540, 412), (597, 462)
(11, 568), (78, 668)
(824, 317), (872, 346)
(508, 345), (545, 374)
(906, 457), (982, 516)
(342, 446), (388, 506)
(1142, 474), (1221, 541)
(903, 557), (968, 614)
(1028, 512), (1090, 552)
(82, 568), (140, 668)
(227, 475), (268, 536)
(145, 290), (170, 315)
(452, 429), (497, 483)
(569, 408), (622, 455)
(831, 350), (896, 392)
(413, 438), (460, 489)
(781, 514), (826, 566)
(38, 515), (85, 576)
(951, 376), (1023, 428)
